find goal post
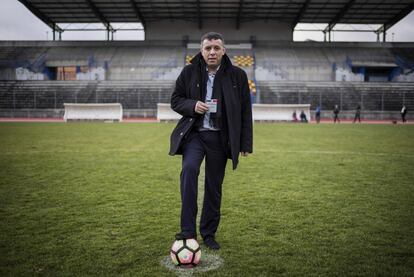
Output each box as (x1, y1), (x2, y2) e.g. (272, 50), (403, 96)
(63, 103), (123, 122)
(157, 103), (181, 121)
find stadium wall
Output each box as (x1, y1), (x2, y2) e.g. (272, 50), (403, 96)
(145, 20), (292, 42)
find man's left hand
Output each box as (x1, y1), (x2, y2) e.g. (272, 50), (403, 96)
(240, 152), (249, 157)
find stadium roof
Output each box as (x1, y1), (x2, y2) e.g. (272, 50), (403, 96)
(19, 0), (414, 32)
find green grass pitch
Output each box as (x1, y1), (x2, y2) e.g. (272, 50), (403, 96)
(1, 122), (413, 276)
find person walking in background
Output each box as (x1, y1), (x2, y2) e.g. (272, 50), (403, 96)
(169, 32), (253, 250)
(401, 105), (407, 123)
(353, 104), (361, 123)
(315, 105), (321, 124)
(333, 105), (340, 123)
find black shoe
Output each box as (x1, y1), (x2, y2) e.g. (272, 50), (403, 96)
(175, 232), (196, 240)
(204, 236), (220, 250)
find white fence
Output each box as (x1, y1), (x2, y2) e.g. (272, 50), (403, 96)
(252, 104), (310, 121)
(157, 103), (311, 122)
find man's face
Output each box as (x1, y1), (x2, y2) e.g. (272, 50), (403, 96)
(201, 39), (226, 68)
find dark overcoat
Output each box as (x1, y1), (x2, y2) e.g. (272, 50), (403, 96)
(169, 53), (253, 170)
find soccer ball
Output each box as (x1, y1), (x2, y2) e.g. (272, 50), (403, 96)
(170, 238), (201, 267)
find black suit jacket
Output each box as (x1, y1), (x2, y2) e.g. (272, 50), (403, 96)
(169, 53), (253, 170)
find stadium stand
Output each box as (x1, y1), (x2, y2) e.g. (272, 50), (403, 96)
(0, 44), (183, 81)
(0, 80), (174, 118)
(254, 43), (413, 82)
(1, 41), (413, 120)
(1, 40), (413, 120)
(259, 81), (414, 120)
(1, 0), (414, 121)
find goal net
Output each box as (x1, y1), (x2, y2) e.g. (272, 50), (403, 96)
(63, 103), (123, 122)
(157, 103), (181, 121)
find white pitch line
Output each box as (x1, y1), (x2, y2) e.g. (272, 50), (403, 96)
(160, 253), (224, 276)
(258, 149), (414, 158)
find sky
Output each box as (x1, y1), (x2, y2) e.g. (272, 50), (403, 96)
(1, 0), (413, 42)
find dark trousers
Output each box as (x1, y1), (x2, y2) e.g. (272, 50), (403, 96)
(180, 130), (227, 239)
(334, 114), (340, 123)
(354, 113), (361, 123)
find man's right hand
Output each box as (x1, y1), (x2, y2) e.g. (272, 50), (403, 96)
(195, 101), (209, 114)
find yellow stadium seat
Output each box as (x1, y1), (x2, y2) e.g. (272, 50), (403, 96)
(233, 55), (254, 67)
(248, 79), (257, 95)
(186, 55), (195, 65)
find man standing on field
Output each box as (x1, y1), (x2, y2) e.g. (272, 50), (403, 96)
(169, 32), (253, 250)
(333, 105), (340, 123)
